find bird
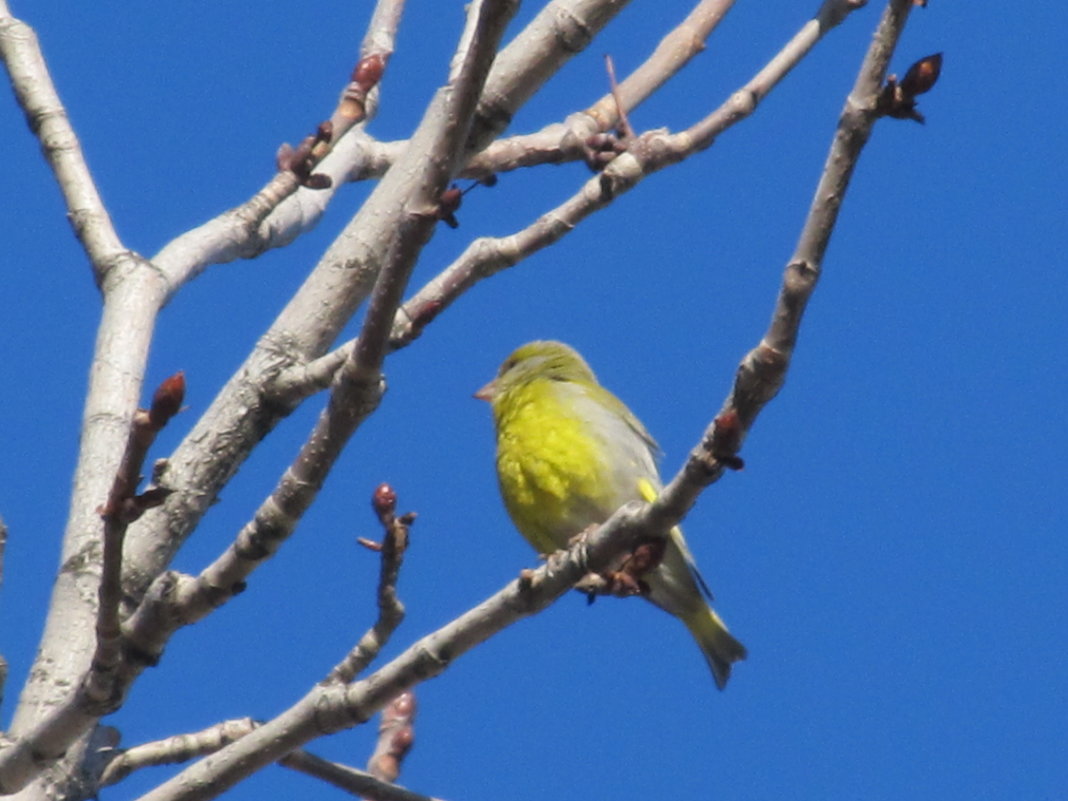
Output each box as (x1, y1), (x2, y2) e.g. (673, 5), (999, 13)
(475, 340), (746, 689)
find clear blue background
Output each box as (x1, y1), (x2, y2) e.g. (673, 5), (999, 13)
(2, 2), (1065, 800)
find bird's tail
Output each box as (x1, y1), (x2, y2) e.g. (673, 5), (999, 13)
(681, 605), (748, 690)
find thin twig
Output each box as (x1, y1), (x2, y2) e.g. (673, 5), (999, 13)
(99, 718), (259, 787)
(603, 55), (635, 140)
(327, 485), (413, 684)
(585, 0), (736, 132)
(283, 750), (441, 801)
(87, 373), (185, 711)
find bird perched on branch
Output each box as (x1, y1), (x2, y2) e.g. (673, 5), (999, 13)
(476, 340), (746, 689)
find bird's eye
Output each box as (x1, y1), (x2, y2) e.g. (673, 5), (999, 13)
(499, 357), (517, 376)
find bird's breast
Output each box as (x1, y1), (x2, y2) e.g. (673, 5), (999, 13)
(495, 390), (621, 551)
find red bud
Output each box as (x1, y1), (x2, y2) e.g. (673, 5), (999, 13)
(149, 371), (185, 428)
(315, 120), (334, 144)
(372, 483), (397, 520)
(354, 54), (385, 91)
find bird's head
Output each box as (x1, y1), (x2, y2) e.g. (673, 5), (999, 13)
(474, 340), (597, 402)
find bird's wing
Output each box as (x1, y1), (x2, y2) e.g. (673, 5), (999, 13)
(637, 477), (715, 602)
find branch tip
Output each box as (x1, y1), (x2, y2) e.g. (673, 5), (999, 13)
(357, 537), (384, 553)
(149, 371), (186, 429)
(372, 483), (398, 524)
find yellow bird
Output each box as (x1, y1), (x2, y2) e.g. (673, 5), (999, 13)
(476, 340), (746, 689)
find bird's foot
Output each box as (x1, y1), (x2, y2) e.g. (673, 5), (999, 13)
(566, 523), (599, 548)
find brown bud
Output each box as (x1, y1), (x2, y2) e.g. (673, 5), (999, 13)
(899, 53), (943, 97)
(390, 691), (416, 717)
(294, 134), (316, 161)
(710, 410), (745, 470)
(149, 371), (185, 428)
(372, 483), (397, 520)
(315, 120), (333, 144)
(437, 185), (463, 228)
(354, 54), (385, 91)
(877, 53), (943, 123)
(392, 726), (414, 754)
(438, 186), (462, 216)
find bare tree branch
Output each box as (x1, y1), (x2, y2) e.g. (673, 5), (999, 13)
(101, 719), (440, 801)
(0, 1), (937, 798)
(152, 0), (405, 294)
(659, 0), (919, 514)
(0, 9), (522, 790)
(388, 0), (864, 349)
(122, 0), (523, 607)
(99, 718), (259, 788)
(0, 2), (402, 792)
(0, 1), (126, 282)
(129, 492), (661, 801)
(150, 0), (627, 293)
(469, 0), (633, 149)
(347, 0), (738, 183)
(0, 7), (171, 791)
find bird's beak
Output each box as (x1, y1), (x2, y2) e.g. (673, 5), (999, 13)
(473, 379), (496, 401)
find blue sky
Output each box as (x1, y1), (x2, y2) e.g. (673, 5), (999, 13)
(2, 2), (1066, 801)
